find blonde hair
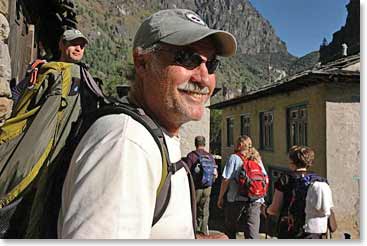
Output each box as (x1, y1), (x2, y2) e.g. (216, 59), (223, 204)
(288, 145), (315, 169)
(235, 135), (261, 162)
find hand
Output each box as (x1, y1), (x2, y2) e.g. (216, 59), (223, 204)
(217, 197), (224, 209)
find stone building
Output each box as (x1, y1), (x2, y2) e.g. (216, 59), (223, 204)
(210, 54), (360, 239)
(0, 0), (12, 126)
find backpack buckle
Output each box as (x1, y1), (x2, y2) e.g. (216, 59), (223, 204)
(168, 163), (177, 174)
(137, 108), (145, 116)
(168, 160), (185, 175)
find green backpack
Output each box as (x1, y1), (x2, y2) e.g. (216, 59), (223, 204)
(0, 61), (84, 237)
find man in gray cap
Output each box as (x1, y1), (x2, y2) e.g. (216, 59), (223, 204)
(58, 29), (89, 63)
(4, 28), (103, 238)
(58, 9), (236, 239)
(11, 28), (89, 103)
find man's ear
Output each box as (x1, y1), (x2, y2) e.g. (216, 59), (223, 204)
(133, 48), (147, 73)
(58, 39), (64, 51)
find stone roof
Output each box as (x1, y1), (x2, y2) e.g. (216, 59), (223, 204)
(210, 54), (360, 109)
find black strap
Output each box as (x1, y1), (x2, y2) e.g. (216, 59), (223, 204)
(179, 160), (197, 235)
(80, 66), (106, 100)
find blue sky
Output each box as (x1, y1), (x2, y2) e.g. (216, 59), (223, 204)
(249, 0), (350, 57)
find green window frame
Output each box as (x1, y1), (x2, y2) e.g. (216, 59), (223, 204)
(260, 111), (274, 150)
(240, 114), (251, 137)
(226, 117), (234, 147)
(287, 104), (308, 149)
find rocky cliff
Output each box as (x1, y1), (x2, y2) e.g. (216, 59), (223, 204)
(74, 0), (297, 97)
(159, 0), (290, 56)
(319, 0), (359, 63)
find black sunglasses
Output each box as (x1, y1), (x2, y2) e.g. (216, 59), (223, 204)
(157, 47), (220, 74)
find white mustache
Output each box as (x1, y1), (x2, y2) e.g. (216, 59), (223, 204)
(177, 82), (209, 95)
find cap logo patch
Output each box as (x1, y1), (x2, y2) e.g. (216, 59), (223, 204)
(73, 29), (82, 35)
(185, 13), (207, 27)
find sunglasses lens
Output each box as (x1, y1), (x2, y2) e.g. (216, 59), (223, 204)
(175, 50), (219, 74)
(175, 51), (201, 69)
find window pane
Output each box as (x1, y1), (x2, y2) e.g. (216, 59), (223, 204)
(260, 111), (274, 150)
(227, 118), (234, 147)
(287, 105), (307, 148)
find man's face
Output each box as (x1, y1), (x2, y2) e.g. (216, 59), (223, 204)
(135, 38), (217, 134)
(59, 38), (87, 63)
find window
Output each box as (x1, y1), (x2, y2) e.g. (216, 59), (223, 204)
(260, 111), (274, 150)
(240, 114), (251, 137)
(287, 105), (307, 148)
(226, 117), (234, 147)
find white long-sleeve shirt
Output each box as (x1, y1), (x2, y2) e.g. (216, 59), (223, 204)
(304, 181), (334, 233)
(58, 114), (194, 239)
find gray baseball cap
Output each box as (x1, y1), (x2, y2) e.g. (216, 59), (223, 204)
(133, 9), (237, 57)
(61, 29), (89, 44)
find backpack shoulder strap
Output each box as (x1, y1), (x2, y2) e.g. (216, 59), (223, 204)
(192, 150), (203, 162)
(306, 172), (328, 184)
(235, 152), (245, 162)
(235, 152), (250, 169)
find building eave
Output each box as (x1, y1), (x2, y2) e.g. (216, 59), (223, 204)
(210, 55), (360, 110)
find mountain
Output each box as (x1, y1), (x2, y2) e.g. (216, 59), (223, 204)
(74, 0), (309, 97)
(288, 51), (320, 75)
(319, 0), (359, 64)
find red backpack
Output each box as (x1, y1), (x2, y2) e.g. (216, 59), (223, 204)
(236, 153), (269, 201)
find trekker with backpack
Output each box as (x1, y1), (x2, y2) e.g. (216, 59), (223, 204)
(264, 145), (334, 239)
(185, 136), (218, 236)
(57, 9), (237, 239)
(217, 135), (268, 239)
(0, 28), (107, 238)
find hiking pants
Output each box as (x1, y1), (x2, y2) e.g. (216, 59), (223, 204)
(195, 187), (211, 235)
(224, 201), (261, 239)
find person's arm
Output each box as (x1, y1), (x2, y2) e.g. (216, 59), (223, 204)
(266, 189), (284, 216)
(185, 152), (195, 169)
(216, 154), (237, 208)
(217, 178), (230, 208)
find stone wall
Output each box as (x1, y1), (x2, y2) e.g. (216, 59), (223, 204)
(180, 102), (210, 157)
(326, 102), (360, 239)
(0, 0), (7, 15)
(0, 0), (13, 126)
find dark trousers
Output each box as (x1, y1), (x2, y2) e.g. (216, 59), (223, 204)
(224, 201), (261, 239)
(195, 187), (211, 235)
